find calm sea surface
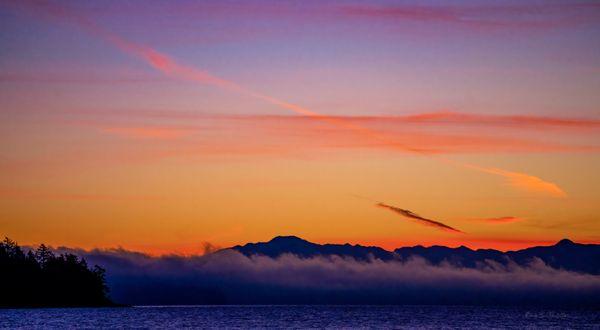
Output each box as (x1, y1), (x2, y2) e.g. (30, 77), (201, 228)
(1, 305), (598, 329)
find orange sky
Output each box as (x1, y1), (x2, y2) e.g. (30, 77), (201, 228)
(1, 1), (599, 254)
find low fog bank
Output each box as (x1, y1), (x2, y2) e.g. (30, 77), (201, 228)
(56, 248), (600, 306)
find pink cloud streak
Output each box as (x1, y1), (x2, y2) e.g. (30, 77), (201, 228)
(340, 2), (600, 31)
(19, 1), (569, 198)
(471, 216), (525, 225)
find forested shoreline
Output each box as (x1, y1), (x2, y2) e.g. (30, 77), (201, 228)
(0, 237), (116, 308)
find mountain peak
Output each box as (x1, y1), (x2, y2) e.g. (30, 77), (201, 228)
(269, 236), (308, 243)
(233, 235), (394, 261)
(556, 238), (575, 246)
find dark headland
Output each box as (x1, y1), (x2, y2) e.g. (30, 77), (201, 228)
(0, 237), (118, 308)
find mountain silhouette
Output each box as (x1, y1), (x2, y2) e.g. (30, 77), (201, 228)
(232, 236), (395, 261)
(231, 236), (600, 274)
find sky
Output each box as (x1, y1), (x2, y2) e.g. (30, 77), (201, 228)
(1, 0), (599, 254)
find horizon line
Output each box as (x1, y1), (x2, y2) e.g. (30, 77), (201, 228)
(12, 235), (600, 258)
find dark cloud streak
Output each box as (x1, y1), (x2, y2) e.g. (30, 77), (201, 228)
(376, 202), (464, 233)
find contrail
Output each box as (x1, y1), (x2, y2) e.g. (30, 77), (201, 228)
(376, 202), (464, 234)
(19, 1), (567, 198)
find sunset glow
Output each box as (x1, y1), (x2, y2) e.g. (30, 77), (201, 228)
(1, 0), (599, 255)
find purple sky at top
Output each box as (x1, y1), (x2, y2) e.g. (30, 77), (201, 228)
(1, 0), (599, 119)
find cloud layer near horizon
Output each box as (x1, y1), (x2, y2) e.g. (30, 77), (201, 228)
(52, 247), (600, 306)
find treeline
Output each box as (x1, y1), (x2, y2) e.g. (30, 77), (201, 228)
(0, 237), (114, 308)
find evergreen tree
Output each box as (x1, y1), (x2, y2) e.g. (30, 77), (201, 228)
(0, 237), (114, 307)
(35, 244), (53, 267)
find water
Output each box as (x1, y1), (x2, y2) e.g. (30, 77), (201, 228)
(1, 305), (598, 329)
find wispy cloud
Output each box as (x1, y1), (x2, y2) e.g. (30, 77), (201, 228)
(0, 72), (167, 85)
(64, 112), (599, 154)
(64, 111), (600, 131)
(99, 126), (195, 140)
(376, 202), (464, 234)
(471, 216), (524, 224)
(369, 111), (600, 130)
(466, 165), (567, 198)
(19, 1), (570, 198)
(340, 2), (600, 31)
(0, 188), (162, 201)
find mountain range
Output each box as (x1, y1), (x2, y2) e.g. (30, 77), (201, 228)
(230, 236), (600, 274)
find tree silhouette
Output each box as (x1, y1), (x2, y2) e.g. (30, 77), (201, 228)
(35, 244), (53, 267)
(0, 237), (115, 307)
